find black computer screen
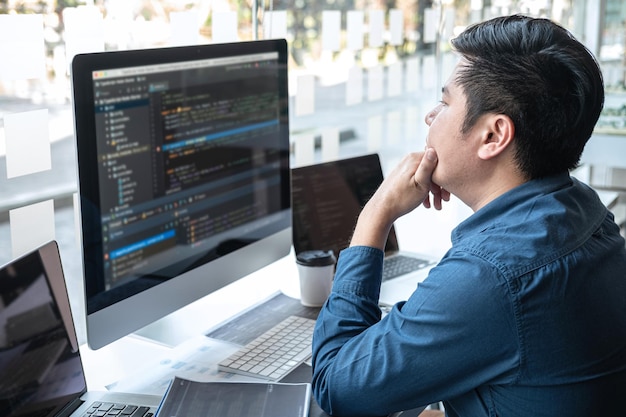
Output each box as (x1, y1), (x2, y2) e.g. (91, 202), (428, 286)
(0, 243), (86, 417)
(72, 41), (291, 316)
(291, 153), (400, 259)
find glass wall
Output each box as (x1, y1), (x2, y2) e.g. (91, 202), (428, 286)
(1, 0), (622, 342)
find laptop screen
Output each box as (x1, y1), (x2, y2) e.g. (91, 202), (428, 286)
(0, 242), (86, 417)
(291, 153), (400, 258)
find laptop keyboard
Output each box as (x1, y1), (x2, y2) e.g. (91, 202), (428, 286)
(382, 255), (433, 281)
(81, 402), (153, 417)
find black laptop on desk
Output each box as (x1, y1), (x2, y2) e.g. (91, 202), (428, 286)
(0, 241), (162, 417)
(291, 153), (437, 305)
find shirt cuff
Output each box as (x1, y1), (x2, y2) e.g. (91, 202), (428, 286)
(332, 246), (384, 301)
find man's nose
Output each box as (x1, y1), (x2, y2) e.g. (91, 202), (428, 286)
(424, 104), (440, 126)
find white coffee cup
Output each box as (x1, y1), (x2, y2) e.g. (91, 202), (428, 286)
(296, 250), (336, 307)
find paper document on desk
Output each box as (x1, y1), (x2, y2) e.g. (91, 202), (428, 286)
(155, 376), (311, 417)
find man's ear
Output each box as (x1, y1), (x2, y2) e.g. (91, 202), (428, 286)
(477, 114), (515, 160)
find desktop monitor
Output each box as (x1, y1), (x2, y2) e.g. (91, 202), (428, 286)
(71, 39), (291, 349)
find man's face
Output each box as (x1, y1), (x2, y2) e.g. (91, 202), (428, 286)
(424, 62), (479, 196)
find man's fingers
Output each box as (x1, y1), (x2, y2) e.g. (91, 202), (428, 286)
(413, 148), (437, 193)
(422, 195), (432, 209)
(441, 187), (451, 202)
(414, 148), (449, 211)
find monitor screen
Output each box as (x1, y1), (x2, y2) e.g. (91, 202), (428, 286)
(71, 39), (291, 349)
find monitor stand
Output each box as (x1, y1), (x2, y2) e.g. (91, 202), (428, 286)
(133, 311), (205, 347)
(131, 274), (286, 347)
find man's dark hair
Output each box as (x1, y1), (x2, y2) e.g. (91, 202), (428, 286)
(450, 14), (604, 179)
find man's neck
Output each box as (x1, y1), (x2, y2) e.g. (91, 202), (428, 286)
(463, 166), (528, 212)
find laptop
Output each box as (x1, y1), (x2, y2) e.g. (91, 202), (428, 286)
(291, 153), (437, 305)
(0, 241), (162, 417)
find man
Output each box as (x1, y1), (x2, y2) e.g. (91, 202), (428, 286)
(311, 14), (626, 417)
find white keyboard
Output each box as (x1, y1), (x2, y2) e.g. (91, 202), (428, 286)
(217, 315), (316, 381)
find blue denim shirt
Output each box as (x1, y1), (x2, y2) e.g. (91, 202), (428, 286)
(311, 174), (626, 417)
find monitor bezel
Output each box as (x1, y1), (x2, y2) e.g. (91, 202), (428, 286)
(71, 39), (292, 349)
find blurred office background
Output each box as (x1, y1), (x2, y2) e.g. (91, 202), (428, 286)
(0, 0), (625, 344)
